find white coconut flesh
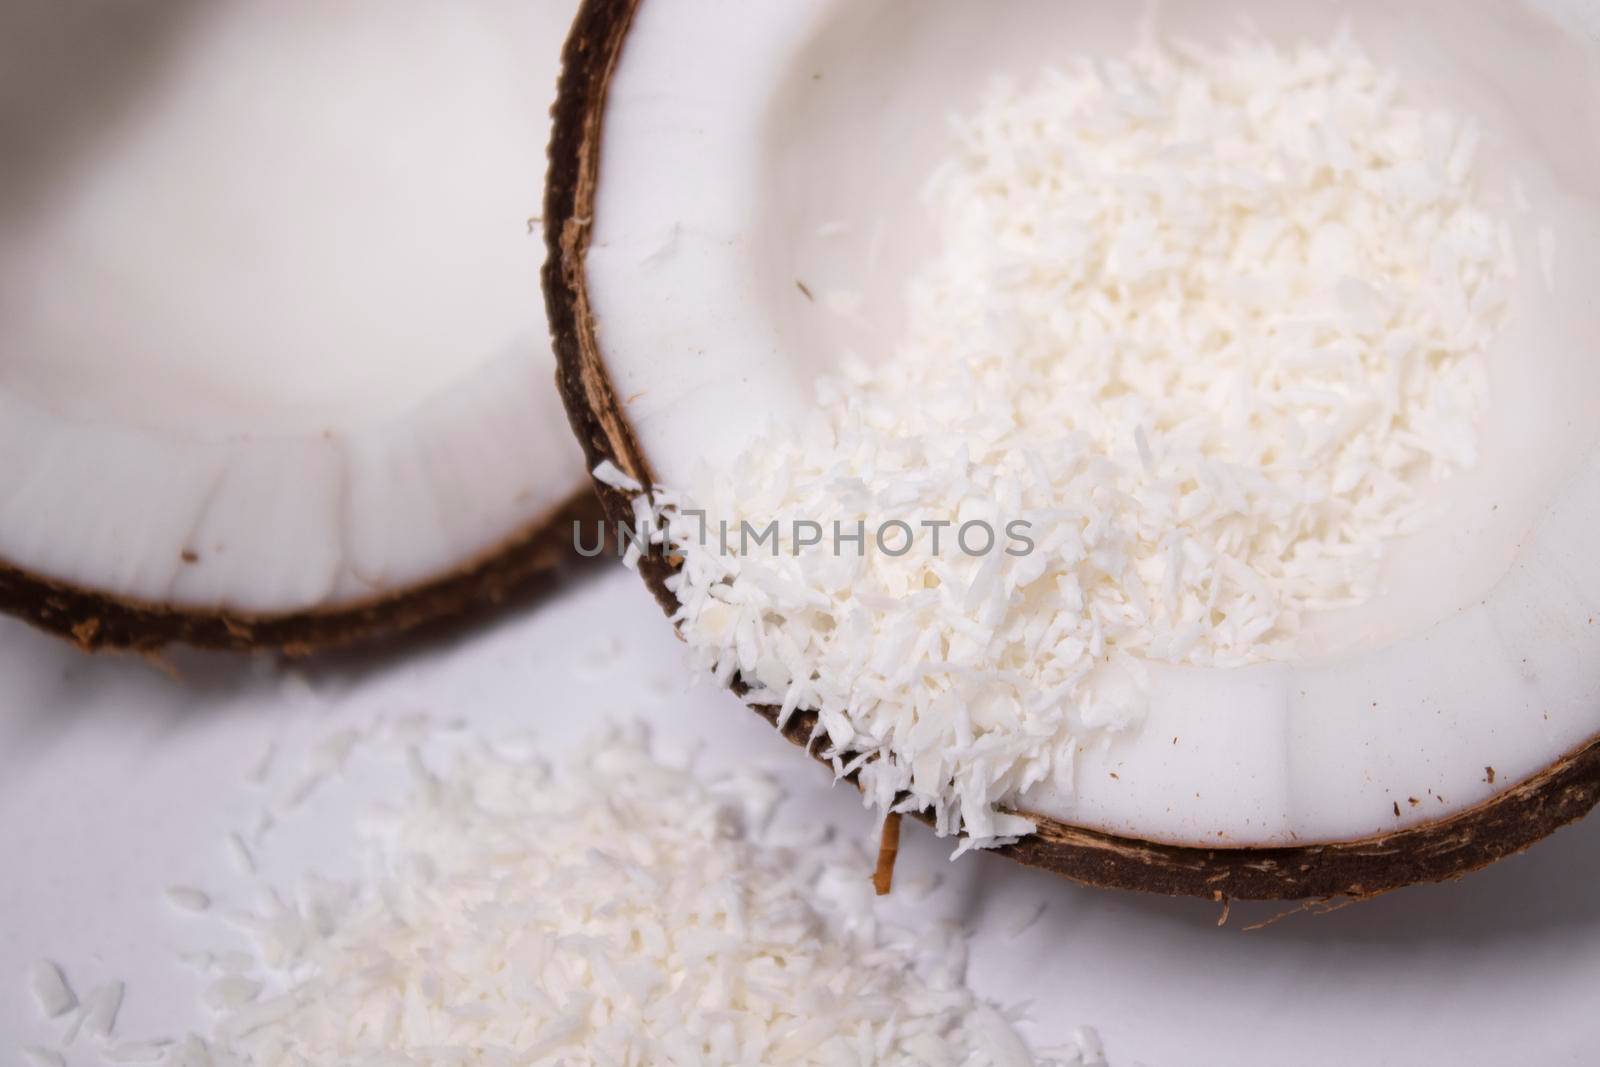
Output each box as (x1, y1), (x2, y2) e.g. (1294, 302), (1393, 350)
(582, 0), (1600, 848)
(0, 0), (585, 621)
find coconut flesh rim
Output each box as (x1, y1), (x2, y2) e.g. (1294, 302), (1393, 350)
(564, 0), (1600, 876)
(0, 0), (589, 649)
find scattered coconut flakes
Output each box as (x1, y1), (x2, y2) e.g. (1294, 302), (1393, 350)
(178, 951), (216, 973)
(204, 976), (263, 1013)
(181, 950), (256, 979)
(165, 887), (212, 913)
(62, 1002), (88, 1046)
(277, 771), (325, 811)
(166, 1035), (214, 1067)
(248, 810), (275, 845)
(276, 727), (364, 809)
(102, 1039), (170, 1063)
(180, 724), (1100, 1066)
(645, 29), (1516, 850)
(243, 741), (276, 786)
(306, 728), (360, 775)
(212, 951), (256, 976)
(29, 960), (76, 1018)
(223, 833), (256, 877)
(373, 710), (459, 749)
(1062, 1027), (1108, 1064)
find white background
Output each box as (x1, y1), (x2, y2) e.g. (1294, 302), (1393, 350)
(2, 563), (1597, 1066)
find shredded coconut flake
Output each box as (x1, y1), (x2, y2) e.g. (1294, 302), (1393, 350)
(83, 980), (126, 1040)
(649, 32), (1515, 849)
(223, 833), (255, 877)
(243, 741), (276, 787)
(165, 887), (212, 914)
(103, 1040), (170, 1063)
(29, 959), (76, 1019)
(204, 976), (262, 1013)
(165, 1036), (214, 1067)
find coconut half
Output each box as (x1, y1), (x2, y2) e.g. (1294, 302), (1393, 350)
(550, 0), (1600, 898)
(0, 0), (598, 652)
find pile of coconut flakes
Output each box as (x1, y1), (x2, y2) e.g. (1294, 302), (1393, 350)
(623, 30), (1516, 850)
(24, 720), (1099, 1066)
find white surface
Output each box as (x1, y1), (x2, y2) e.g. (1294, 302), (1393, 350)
(1, 565), (1598, 1066)
(585, 0), (1600, 845)
(0, 0), (588, 610)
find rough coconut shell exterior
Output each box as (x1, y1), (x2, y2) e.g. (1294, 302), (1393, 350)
(543, 0), (1600, 901)
(0, 489), (605, 654)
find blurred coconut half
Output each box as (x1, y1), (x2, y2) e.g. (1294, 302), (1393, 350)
(0, 0), (595, 652)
